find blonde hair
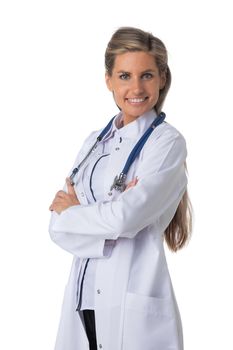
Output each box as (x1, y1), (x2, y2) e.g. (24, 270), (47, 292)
(105, 26), (171, 114)
(105, 27), (192, 251)
(165, 162), (193, 251)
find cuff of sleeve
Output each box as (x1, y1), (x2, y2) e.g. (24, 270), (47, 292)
(103, 240), (116, 257)
(50, 230), (108, 258)
(49, 210), (114, 258)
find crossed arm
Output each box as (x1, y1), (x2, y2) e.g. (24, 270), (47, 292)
(48, 130), (187, 258)
(49, 177), (138, 214)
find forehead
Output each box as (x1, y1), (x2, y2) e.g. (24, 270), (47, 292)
(113, 51), (158, 72)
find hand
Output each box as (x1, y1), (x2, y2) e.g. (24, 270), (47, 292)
(49, 178), (81, 214)
(125, 177), (138, 191)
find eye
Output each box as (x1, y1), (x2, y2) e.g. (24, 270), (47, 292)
(142, 72), (153, 80)
(119, 73), (130, 80)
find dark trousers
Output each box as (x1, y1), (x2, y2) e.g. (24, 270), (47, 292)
(83, 309), (98, 350)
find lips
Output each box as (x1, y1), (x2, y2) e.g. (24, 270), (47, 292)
(126, 97), (148, 103)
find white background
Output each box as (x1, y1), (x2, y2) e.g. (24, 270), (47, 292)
(0, 0), (233, 349)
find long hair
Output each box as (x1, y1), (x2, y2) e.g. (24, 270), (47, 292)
(105, 27), (192, 251)
(105, 26), (171, 114)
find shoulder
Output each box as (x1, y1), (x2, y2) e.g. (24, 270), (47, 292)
(140, 121), (187, 169)
(82, 129), (99, 145)
(145, 121), (187, 150)
(153, 121), (185, 141)
(71, 129), (100, 167)
(79, 128), (101, 152)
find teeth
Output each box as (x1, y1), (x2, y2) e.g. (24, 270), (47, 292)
(127, 98), (146, 103)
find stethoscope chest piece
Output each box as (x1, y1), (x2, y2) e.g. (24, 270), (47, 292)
(109, 111), (166, 192)
(69, 112), (166, 193)
(110, 173), (127, 192)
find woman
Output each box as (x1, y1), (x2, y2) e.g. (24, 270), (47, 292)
(49, 26), (192, 350)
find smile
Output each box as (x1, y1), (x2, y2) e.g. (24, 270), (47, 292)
(126, 97), (148, 103)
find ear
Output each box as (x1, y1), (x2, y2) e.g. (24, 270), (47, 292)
(105, 73), (113, 91)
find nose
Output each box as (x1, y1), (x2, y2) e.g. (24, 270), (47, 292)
(131, 77), (144, 95)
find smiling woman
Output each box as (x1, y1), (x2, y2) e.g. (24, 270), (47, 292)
(105, 28), (171, 118)
(49, 26), (192, 350)
(105, 51), (166, 125)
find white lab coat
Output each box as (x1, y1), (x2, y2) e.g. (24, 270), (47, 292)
(49, 110), (187, 350)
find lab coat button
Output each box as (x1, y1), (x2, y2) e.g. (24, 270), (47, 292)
(99, 345), (103, 349)
(108, 192), (112, 196)
(115, 147), (120, 151)
(80, 192), (84, 197)
(97, 289), (101, 294)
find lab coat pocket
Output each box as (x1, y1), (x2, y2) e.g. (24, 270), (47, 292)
(122, 292), (178, 350)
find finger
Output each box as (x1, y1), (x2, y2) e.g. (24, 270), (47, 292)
(129, 177), (138, 186)
(125, 177), (139, 190)
(50, 204), (61, 214)
(49, 201), (57, 211)
(130, 177), (138, 186)
(49, 199), (56, 210)
(125, 182), (134, 190)
(49, 200), (63, 214)
(55, 190), (66, 198)
(66, 177), (76, 195)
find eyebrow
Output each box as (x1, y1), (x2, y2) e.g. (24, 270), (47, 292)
(116, 69), (156, 74)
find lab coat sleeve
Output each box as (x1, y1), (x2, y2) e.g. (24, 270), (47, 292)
(49, 211), (111, 257)
(50, 128), (188, 240)
(49, 129), (113, 258)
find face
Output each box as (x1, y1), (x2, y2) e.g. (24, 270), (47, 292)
(105, 51), (166, 125)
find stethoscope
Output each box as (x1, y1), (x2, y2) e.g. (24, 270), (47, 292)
(69, 111), (166, 193)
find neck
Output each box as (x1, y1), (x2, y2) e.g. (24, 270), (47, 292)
(122, 115), (139, 126)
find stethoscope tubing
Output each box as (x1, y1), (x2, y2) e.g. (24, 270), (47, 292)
(70, 112), (166, 191)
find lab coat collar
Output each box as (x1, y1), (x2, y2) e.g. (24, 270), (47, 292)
(102, 109), (158, 141)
